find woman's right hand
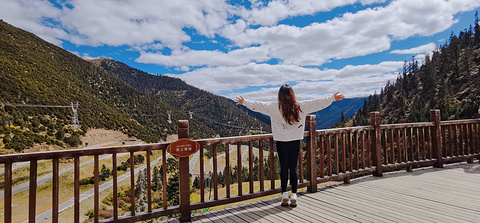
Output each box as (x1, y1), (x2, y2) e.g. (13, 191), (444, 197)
(334, 92), (344, 101)
(234, 96), (244, 105)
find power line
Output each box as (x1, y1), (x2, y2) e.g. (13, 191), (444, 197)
(0, 102), (81, 128)
(0, 102), (71, 108)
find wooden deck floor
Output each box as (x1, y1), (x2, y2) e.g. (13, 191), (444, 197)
(168, 162), (480, 223)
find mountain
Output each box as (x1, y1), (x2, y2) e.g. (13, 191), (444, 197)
(0, 20), (216, 152)
(349, 15), (480, 126)
(313, 97), (366, 129)
(91, 59), (271, 137)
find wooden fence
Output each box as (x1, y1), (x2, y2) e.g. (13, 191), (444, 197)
(0, 110), (479, 222)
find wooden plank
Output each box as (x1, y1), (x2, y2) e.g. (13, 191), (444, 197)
(223, 205), (266, 222)
(331, 186), (447, 222)
(366, 130), (372, 167)
(112, 153), (118, 220)
(225, 144), (230, 198)
(237, 142), (242, 196)
(325, 188), (423, 223)
(348, 132), (353, 172)
(327, 134), (331, 175)
(403, 128), (407, 162)
(389, 129), (394, 164)
(214, 145), (219, 200)
(74, 156), (80, 223)
(361, 131), (365, 168)
(319, 135), (325, 177)
(319, 189), (411, 222)
(334, 134), (339, 175)
(209, 208), (248, 223)
(130, 152), (135, 216)
(200, 146), (205, 202)
(269, 139), (275, 190)
(146, 150), (152, 213)
(383, 130), (388, 164)
(258, 199), (300, 222)
(396, 129), (401, 163)
(415, 128), (420, 160)
(341, 133), (346, 173)
(162, 149), (168, 210)
(453, 125), (458, 156)
(94, 155), (99, 222)
(354, 131), (359, 170)
(4, 161), (12, 223)
(259, 141), (264, 191)
(300, 194), (364, 222)
(52, 158), (59, 223)
(29, 160), (37, 223)
(352, 181), (478, 221)
(250, 200), (292, 223)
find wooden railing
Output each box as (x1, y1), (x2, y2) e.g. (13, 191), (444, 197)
(0, 110), (479, 222)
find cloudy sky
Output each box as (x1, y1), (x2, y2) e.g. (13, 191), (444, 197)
(1, 0), (480, 101)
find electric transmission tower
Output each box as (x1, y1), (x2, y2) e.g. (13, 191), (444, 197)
(71, 102), (80, 130)
(167, 110), (172, 123)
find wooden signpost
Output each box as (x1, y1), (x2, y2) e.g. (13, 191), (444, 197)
(167, 138), (200, 158)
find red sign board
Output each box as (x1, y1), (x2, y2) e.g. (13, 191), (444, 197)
(167, 138), (200, 157)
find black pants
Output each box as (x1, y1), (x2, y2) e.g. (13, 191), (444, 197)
(276, 140), (301, 193)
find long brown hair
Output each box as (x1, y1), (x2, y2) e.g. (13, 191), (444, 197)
(278, 84), (302, 125)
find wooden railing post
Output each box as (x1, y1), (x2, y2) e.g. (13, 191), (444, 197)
(306, 115), (318, 193)
(370, 112), (383, 176)
(430, 109), (443, 168)
(178, 120), (192, 222)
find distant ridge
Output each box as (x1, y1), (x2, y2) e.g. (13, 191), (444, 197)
(91, 58), (271, 137)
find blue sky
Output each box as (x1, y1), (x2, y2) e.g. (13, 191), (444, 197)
(1, 0), (480, 101)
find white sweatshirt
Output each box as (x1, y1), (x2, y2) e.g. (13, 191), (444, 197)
(243, 95), (335, 142)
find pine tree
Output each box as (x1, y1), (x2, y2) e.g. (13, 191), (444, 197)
(192, 176), (200, 189)
(99, 164), (110, 181)
(152, 166), (162, 192)
(135, 170), (147, 212)
(340, 111), (347, 123)
(167, 172), (180, 205)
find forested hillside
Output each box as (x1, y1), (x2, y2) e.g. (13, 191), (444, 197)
(91, 59), (271, 137)
(350, 14), (480, 126)
(0, 20), (216, 152)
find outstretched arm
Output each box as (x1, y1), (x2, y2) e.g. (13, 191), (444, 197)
(300, 92), (344, 114)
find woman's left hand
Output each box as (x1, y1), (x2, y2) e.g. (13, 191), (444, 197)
(334, 92), (344, 101)
(234, 96), (245, 105)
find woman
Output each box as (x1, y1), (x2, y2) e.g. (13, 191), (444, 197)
(235, 85), (344, 207)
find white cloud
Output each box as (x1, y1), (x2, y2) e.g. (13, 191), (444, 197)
(222, 0), (480, 66)
(0, 0), (67, 46)
(360, 0), (388, 6)
(237, 0), (367, 27)
(44, 0), (230, 49)
(171, 61), (404, 100)
(391, 43), (437, 54)
(136, 46), (270, 67)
